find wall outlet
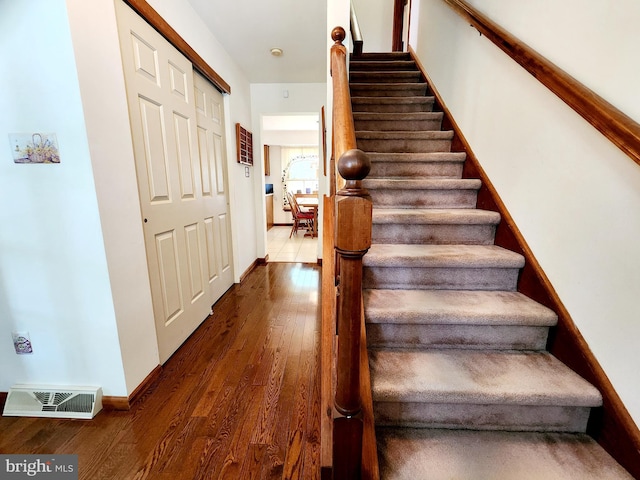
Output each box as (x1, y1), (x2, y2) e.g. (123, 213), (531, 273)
(12, 331), (33, 354)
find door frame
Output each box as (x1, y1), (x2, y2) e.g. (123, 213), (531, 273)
(392, 0), (411, 52)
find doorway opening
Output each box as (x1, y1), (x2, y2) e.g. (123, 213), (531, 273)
(261, 114), (320, 262)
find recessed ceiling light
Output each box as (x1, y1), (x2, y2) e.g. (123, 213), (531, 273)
(270, 48), (283, 57)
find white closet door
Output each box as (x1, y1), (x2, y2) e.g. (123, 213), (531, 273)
(116, 1), (216, 363)
(194, 72), (234, 304)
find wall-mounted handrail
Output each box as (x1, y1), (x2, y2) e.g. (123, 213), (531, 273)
(443, 0), (640, 168)
(350, 2), (364, 56)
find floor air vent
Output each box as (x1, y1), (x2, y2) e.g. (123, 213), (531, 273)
(3, 384), (102, 419)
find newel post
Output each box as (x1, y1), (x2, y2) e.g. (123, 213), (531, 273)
(333, 148), (372, 479)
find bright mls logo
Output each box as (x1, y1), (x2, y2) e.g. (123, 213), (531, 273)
(0, 455), (77, 479)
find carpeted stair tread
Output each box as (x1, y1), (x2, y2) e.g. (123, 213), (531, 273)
(351, 96), (435, 113)
(349, 60), (417, 71)
(350, 52), (413, 61)
(365, 244), (525, 269)
(368, 152), (465, 163)
(354, 112), (443, 122)
(350, 71), (423, 83)
(351, 83), (429, 97)
(364, 289), (557, 326)
(372, 208), (500, 225)
(371, 208), (500, 244)
(369, 349), (602, 407)
(355, 112), (444, 132)
(363, 178), (479, 190)
(376, 429), (634, 480)
(352, 96), (434, 106)
(357, 130), (453, 141)
(368, 152), (466, 179)
(357, 130), (454, 153)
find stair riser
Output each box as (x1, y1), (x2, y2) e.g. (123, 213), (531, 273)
(373, 402), (592, 433)
(352, 101), (434, 114)
(363, 266), (520, 291)
(368, 190), (478, 209)
(366, 324), (550, 350)
(351, 85), (429, 97)
(369, 161), (463, 178)
(350, 72), (423, 83)
(357, 137), (452, 153)
(372, 223), (496, 245)
(355, 118), (443, 131)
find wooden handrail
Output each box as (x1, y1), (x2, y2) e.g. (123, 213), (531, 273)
(331, 27), (358, 191)
(323, 26), (376, 479)
(443, 0), (640, 168)
(350, 3), (364, 56)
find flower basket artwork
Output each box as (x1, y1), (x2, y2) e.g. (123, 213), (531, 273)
(10, 133), (60, 164)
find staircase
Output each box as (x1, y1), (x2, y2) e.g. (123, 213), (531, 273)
(351, 52), (633, 479)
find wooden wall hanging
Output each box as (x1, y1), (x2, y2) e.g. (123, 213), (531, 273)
(236, 123), (253, 165)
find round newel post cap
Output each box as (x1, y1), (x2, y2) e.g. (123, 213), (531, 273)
(338, 149), (371, 195)
(335, 148), (372, 251)
(332, 27), (346, 45)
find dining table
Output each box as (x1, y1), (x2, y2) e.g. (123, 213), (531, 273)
(296, 196), (319, 238)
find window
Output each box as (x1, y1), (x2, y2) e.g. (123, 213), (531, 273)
(281, 147), (318, 208)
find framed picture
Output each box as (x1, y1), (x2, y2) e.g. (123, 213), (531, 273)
(10, 133), (60, 164)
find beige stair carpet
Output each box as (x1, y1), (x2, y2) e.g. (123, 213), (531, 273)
(351, 51), (633, 478)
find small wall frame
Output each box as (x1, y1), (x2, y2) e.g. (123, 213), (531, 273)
(236, 123), (253, 166)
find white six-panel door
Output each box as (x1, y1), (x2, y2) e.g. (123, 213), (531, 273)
(116, 1), (233, 363)
(193, 72), (234, 303)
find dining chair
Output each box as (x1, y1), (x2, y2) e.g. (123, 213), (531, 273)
(287, 192), (314, 238)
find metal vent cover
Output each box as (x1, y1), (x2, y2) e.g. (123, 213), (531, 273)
(3, 384), (102, 419)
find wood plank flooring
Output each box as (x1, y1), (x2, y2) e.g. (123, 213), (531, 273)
(0, 263), (322, 479)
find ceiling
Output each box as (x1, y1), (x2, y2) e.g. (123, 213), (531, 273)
(187, 0), (328, 84)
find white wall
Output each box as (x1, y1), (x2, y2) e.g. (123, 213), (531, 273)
(0, 0), (261, 398)
(66, 0), (160, 395)
(68, 0), (258, 394)
(0, 0), (128, 395)
(250, 83), (327, 258)
(352, 0), (394, 52)
(411, 0), (640, 426)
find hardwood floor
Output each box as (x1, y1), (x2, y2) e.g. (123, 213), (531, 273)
(0, 263), (322, 479)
